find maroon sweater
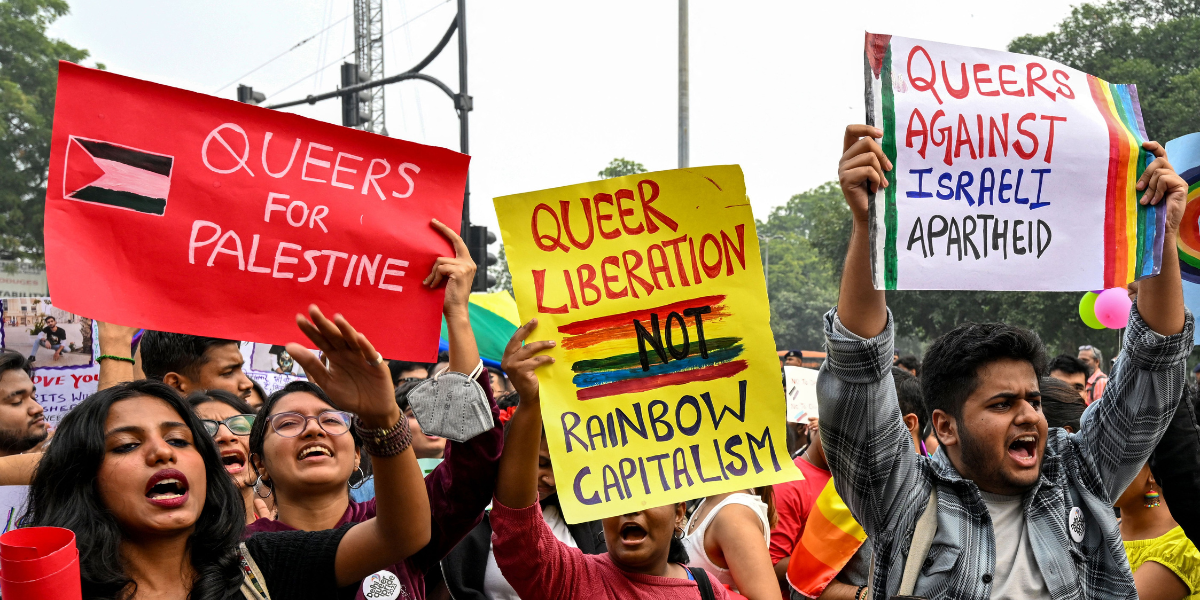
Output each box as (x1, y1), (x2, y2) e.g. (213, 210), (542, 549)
(491, 498), (730, 600)
(246, 371), (501, 600)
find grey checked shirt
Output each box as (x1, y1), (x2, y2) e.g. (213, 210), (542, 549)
(817, 305), (1193, 600)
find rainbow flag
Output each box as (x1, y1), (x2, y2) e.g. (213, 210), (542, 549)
(438, 291), (520, 369)
(1087, 77), (1163, 288)
(786, 478), (867, 598)
(1168, 133), (1200, 345)
(558, 294), (747, 400)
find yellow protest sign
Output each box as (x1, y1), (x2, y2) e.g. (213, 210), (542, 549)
(495, 165), (801, 523)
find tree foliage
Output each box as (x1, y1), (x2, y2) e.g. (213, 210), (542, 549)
(0, 0), (88, 261)
(598, 158), (647, 179)
(1009, 0), (1200, 141)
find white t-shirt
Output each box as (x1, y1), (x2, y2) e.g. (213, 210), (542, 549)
(483, 504), (578, 600)
(980, 491), (1050, 600)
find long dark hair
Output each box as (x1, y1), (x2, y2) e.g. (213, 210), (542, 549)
(23, 380), (245, 600)
(247, 380), (362, 494)
(187, 388), (255, 415)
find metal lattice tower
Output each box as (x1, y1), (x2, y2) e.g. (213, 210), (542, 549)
(353, 0), (386, 134)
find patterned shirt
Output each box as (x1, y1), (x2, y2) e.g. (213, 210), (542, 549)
(817, 305), (1193, 600)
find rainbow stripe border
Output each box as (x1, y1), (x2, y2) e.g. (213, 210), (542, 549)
(1087, 76), (1164, 288)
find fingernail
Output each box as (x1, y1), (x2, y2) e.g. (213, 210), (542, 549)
(549, 341), (556, 346)
(432, 218), (440, 224)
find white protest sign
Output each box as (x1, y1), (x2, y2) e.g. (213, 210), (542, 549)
(784, 366), (820, 423)
(864, 33), (1164, 291)
(0, 299), (99, 427)
(0, 486), (29, 533)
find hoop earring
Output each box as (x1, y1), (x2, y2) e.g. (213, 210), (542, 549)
(1144, 489), (1161, 508)
(253, 476), (273, 499)
(349, 466), (367, 490)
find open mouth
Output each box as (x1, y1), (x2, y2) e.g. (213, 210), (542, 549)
(619, 521), (648, 546)
(297, 443), (334, 462)
(221, 449), (247, 474)
(1007, 434), (1038, 466)
(145, 469), (189, 508)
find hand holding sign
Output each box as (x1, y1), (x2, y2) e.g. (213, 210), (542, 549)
(499, 319), (556, 404)
(839, 125), (891, 221)
(423, 219), (477, 319)
(1135, 142), (1187, 228)
(286, 306), (398, 428)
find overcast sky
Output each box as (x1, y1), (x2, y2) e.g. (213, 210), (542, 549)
(50, 0), (1086, 246)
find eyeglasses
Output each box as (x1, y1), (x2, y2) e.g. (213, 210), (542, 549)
(201, 415), (255, 437)
(267, 410), (353, 438)
(1078, 345), (1096, 352)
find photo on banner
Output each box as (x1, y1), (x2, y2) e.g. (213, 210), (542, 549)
(43, 62), (470, 362)
(0, 298), (99, 426)
(241, 341), (309, 395)
(495, 165), (801, 523)
(864, 33), (1164, 291)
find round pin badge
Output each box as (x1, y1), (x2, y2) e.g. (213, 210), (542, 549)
(362, 569), (404, 600)
(1068, 506), (1085, 543)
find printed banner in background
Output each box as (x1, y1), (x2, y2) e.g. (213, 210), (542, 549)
(0, 298), (98, 427)
(864, 33), (1163, 291)
(240, 341), (308, 395)
(1168, 132), (1200, 345)
(44, 62), (470, 362)
(495, 165), (800, 523)
(783, 366), (820, 423)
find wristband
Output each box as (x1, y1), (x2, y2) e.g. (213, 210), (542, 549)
(855, 585), (867, 600)
(98, 354), (135, 364)
(353, 414), (412, 458)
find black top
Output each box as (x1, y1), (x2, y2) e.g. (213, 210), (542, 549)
(245, 523), (358, 599)
(42, 326), (65, 345)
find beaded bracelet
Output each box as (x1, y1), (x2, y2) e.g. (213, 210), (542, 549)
(353, 414), (412, 458)
(98, 354), (135, 364)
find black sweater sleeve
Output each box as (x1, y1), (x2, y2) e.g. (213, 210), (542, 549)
(1149, 389), (1200, 545)
(244, 523), (356, 600)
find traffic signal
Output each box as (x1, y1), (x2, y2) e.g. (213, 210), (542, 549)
(467, 225), (498, 292)
(340, 63), (371, 127)
(236, 85), (266, 105)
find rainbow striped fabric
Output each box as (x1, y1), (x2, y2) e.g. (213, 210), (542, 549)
(560, 294), (747, 400)
(1169, 133), (1200, 285)
(786, 478), (867, 599)
(1086, 77), (1164, 288)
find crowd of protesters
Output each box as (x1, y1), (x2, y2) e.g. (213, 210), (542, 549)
(0, 125), (1192, 599)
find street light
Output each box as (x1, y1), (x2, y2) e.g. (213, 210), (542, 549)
(758, 233), (784, 296)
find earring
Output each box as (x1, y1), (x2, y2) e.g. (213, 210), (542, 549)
(253, 476), (273, 499)
(349, 466), (367, 490)
(1144, 490), (1161, 508)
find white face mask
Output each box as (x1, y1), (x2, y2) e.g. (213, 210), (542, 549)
(407, 361), (493, 442)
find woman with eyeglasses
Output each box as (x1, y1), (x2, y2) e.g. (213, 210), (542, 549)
(244, 219), (504, 600)
(187, 389), (262, 523)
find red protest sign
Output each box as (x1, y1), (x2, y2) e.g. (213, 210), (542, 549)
(44, 62), (469, 361)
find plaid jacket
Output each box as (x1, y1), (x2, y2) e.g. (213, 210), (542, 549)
(817, 305), (1193, 600)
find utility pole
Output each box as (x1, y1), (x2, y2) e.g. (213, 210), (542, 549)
(353, 0), (386, 134)
(678, 0), (689, 169)
(457, 0), (470, 234)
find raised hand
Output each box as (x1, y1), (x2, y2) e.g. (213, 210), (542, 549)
(1136, 142), (1187, 232)
(838, 124), (892, 223)
(285, 305), (398, 428)
(499, 319), (555, 403)
(423, 219), (477, 320)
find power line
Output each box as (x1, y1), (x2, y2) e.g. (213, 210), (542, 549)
(212, 14), (350, 94)
(268, 0), (450, 101)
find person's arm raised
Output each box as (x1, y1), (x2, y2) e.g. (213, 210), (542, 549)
(285, 306), (430, 587)
(424, 219), (480, 374)
(494, 320), (554, 510)
(97, 322), (139, 391)
(1133, 141), (1187, 336)
(836, 125), (891, 339)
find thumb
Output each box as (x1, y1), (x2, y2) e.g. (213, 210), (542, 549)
(253, 498), (274, 520)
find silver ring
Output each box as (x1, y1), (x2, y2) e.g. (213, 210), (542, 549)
(368, 353), (385, 366)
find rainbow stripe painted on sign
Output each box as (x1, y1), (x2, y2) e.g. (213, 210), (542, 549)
(559, 295), (747, 400)
(1087, 76), (1164, 288)
(786, 478), (867, 598)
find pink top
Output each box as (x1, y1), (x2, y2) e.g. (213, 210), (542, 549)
(490, 498), (730, 600)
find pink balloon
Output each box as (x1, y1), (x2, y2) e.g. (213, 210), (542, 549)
(1094, 288), (1133, 329)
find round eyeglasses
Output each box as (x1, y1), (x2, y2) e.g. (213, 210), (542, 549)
(201, 414), (255, 437)
(267, 410), (354, 438)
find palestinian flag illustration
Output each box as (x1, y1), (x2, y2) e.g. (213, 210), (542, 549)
(63, 136), (173, 216)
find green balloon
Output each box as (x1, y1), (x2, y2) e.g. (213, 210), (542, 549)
(1079, 292), (1105, 329)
